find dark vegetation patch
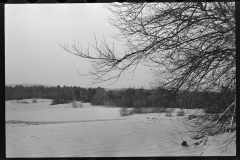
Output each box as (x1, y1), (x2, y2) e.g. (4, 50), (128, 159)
(5, 85), (235, 114)
(51, 98), (72, 105)
(32, 99), (37, 103)
(19, 101), (29, 104)
(176, 110), (185, 116)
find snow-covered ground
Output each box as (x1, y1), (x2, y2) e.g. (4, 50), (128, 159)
(6, 99), (236, 157)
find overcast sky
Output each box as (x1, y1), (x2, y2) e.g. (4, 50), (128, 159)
(5, 4), (151, 89)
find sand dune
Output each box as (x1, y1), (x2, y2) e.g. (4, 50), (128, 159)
(6, 99), (236, 157)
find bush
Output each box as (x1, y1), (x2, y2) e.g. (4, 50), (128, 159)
(204, 108), (222, 114)
(72, 101), (78, 108)
(79, 102), (83, 108)
(167, 108), (175, 112)
(119, 108), (131, 116)
(165, 108), (174, 117)
(165, 112), (173, 117)
(155, 107), (167, 113)
(51, 98), (61, 105)
(129, 109), (134, 115)
(177, 109), (185, 116)
(192, 134), (205, 140)
(132, 108), (143, 114)
(188, 114), (200, 120)
(51, 98), (70, 105)
(19, 101), (29, 103)
(119, 107), (172, 116)
(32, 99), (37, 103)
(140, 107), (167, 113)
(122, 107), (168, 115)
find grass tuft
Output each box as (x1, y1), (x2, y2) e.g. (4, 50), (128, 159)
(177, 109), (185, 116)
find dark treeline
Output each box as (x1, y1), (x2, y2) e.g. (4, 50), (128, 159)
(5, 85), (234, 111)
(5, 85), (105, 105)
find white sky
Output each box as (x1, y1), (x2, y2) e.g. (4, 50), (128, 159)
(5, 4), (151, 89)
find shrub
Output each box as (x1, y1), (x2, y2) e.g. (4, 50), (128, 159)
(129, 109), (134, 115)
(192, 134), (205, 140)
(124, 107), (168, 115)
(165, 112), (173, 117)
(155, 107), (167, 113)
(51, 98), (70, 105)
(79, 102), (83, 108)
(32, 99), (37, 103)
(177, 109), (185, 116)
(132, 108), (143, 114)
(72, 101), (78, 108)
(140, 107), (166, 113)
(204, 108), (222, 114)
(119, 108), (132, 116)
(140, 108), (148, 113)
(20, 101), (29, 103)
(167, 108), (175, 112)
(188, 114), (200, 120)
(165, 108), (174, 117)
(139, 107), (167, 113)
(51, 98), (61, 105)
(120, 107), (172, 116)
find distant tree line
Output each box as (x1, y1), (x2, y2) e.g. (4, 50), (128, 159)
(106, 86), (234, 112)
(5, 85), (234, 111)
(5, 85), (105, 105)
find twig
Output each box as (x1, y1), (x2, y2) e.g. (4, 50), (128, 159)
(127, 123), (136, 129)
(218, 101), (234, 121)
(229, 96), (236, 133)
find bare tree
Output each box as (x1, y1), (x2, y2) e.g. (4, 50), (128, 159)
(60, 2), (235, 92)
(60, 2), (236, 146)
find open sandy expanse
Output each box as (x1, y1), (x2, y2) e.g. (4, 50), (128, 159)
(6, 99), (236, 157)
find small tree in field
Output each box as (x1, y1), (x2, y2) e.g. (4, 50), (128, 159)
(72, 101), (78, 108)
(32, 99), (37, 103)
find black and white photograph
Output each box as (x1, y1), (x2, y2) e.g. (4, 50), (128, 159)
(5, 2), (236, 157)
